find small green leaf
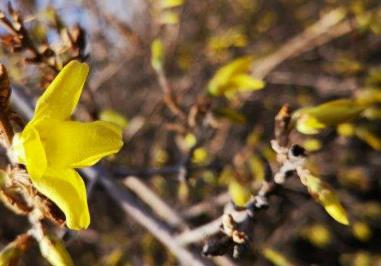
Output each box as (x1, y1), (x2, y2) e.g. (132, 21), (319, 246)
(160, 11), (179, 25)
(207, 56), (264, 98)
(192, 147), (208, 164)
(355, 126), (381, 150)
(39, 234), (74, 266)
(213, 107), (247, 124)
(151, 39), (165, 72)
(249, 155), (265, 182)
(296, 115), (326, 135)
(262, 248), (294, 266)
(295, 99), (365, 135)
(303, 138), (322, 152)
(228, 179), (251, 207)
(184, 133), (197, 149)
(0, 235), (29, 266)
(100, 109), (128, 129)
(337, 123), (356, 137)
(228, 74), (265, 91)
(160, 0), (184, 8)
(352, 221), (372, 242)
(356, 89), (381, 106)
(301, 174), (349, 225)
(301, 224), (331, 248)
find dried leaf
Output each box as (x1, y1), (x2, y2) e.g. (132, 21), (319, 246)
(0, 64), (10, 109)
(0, 189), (31, 215)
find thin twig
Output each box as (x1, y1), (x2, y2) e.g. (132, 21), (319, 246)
(251, 7), (350, 79)
(267, 71), (357, 95)
(181, 192), (230, 219)
(84, 168), (209, 266)
(123, 176), (189, 230)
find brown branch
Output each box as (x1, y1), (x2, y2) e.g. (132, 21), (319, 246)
(83, 168), (209, 266)
(251, 7), (351, 79)
(155, 67), (187, 121)
(266, 71), (358, 96)
(0, 64), (13, 148)
(181, 192), (230, 219)
(123, 176), (189, 230)
(0, 3), (59, 73)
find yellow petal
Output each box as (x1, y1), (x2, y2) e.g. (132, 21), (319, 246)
(34, 60), (89, 121)
(32, 168), (90, 230)
(18, 125), (47, 179)
(36, 119), (123, 168)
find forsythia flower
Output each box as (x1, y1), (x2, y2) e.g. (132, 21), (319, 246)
(11, 61), (123, 230)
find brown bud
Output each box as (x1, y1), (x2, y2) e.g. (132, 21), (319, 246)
(0, 64), (10, 109)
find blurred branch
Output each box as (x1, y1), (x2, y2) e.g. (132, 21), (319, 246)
(155, 66), (187, 121)
(181, 192), (230, 219)
(84, 168), (209, 266)
(103, 13), (144, 49)
(123, 176), (188, 230)
(267, 71), (358, 95)
(251, 7), (352, 79)
(0, 3), (59, 72)
(123, 175), (237, 266)
(176, 217), (222, 246)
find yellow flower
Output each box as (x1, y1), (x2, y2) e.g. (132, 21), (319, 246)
(11, 60), (123, 230)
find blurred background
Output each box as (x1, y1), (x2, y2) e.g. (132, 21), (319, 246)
(1, 0), (381, 265)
